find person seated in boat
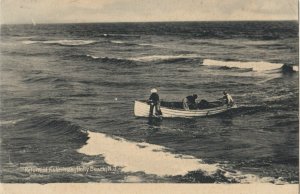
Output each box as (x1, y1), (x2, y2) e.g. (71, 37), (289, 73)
(182, 94), (198, 110)
(148, 88), (162, 116)
(221, 91), (234, 106)
(197, 99), (210, 109)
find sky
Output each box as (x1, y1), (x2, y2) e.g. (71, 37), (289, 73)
(1, 0), (298, 24)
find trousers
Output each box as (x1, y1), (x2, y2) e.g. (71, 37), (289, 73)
(149, 103), (161, 116)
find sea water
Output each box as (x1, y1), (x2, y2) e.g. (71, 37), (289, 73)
(0, 21), (298, 183)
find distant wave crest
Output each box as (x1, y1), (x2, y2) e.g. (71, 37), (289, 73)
(202, 59), (298, 72)
(22, 40), (39, 44)
(102, 33), (140, 38)
(44, 40), (96, 46)
(0, 119), (24, 126)
(22, 39), (97, 46)
(75, 54), (200, 65)
(130, 54), (201, 63)
(75, 54), (137, 66)
(110, 40), (125, 44)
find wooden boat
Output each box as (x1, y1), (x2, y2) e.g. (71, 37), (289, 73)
(134, 100), (237, 118)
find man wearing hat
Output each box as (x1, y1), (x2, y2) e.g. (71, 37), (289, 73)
(148, 88), (162, 116)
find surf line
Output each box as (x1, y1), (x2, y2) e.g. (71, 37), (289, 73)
(77, 131), (287, 184)
(202, 59), (285, 72)
(77, 131), (218, 176)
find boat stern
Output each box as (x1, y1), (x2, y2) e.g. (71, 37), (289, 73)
(134, 101), (150, 117)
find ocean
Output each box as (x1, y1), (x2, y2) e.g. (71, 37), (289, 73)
(0, 21), (298, 183)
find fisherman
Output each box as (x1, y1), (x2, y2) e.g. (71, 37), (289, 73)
(222, 91), (234, 106)
(148, 88), (162, 116)
(182, 94), (198, 110)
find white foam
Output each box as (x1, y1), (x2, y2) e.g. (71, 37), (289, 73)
(223, 170), (288, 184)
(138, 43), (153, 46)
(203, 59), (283, 72)
(123, 176), (144, 183)
(104, 33), (139, 37)
(77, 131), (218, 176)
(22, 40), (96, 46)
(110, 40), (125, 44)
(130, 54), (199, 62)
(85, 54), (125, 61)
(86, 54), (100, 59)
(43, 40), (96, 46)
(292, 65), (299, 72)
(77, 131), (291, 184)
(0, 119), (24, 125)
(22, 40), (38, 44)
(137, 43), (161, 47)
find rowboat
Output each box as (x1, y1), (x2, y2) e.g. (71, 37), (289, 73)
(134, 100), (237, 118)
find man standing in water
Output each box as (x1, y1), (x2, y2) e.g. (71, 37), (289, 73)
(148, 88), (161, 117)
(183, 94), (198, 110)
(222, 91), (234, 106)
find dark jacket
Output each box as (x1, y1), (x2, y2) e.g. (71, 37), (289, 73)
(149, 93), (159, 104)
(186, 95), (197, 104)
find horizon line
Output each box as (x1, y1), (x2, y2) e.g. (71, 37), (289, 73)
(1, 19), (298, 25)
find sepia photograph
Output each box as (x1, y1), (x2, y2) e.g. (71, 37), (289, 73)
(0, 0), (299, 193)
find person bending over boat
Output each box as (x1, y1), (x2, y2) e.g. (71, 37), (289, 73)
(148, 88), (162, 116)
(183, 94), (198, 110)
(222, 91), (234, 106)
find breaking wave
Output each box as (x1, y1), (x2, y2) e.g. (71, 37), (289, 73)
(130, 54), (201, 63)
(202, 59), (298, 72)
(72, 54), (138, 66)
(73, 54), (201, 65)
(102, 33), (140, 38)
(137, 43), (159, 47)
(22, 40), (39, 45)
(78, 131), (217, 176)
(109, 40), (140, 46)
(22, 39), (97, 46)
(78, 131), (289, 184)
(84, 54), (131, 64)
(108, 40), (161, 48)
(0, 119), (24, 126)
(110, 40), (125, 44)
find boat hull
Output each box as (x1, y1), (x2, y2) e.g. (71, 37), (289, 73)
(134, 101), (237, 118)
